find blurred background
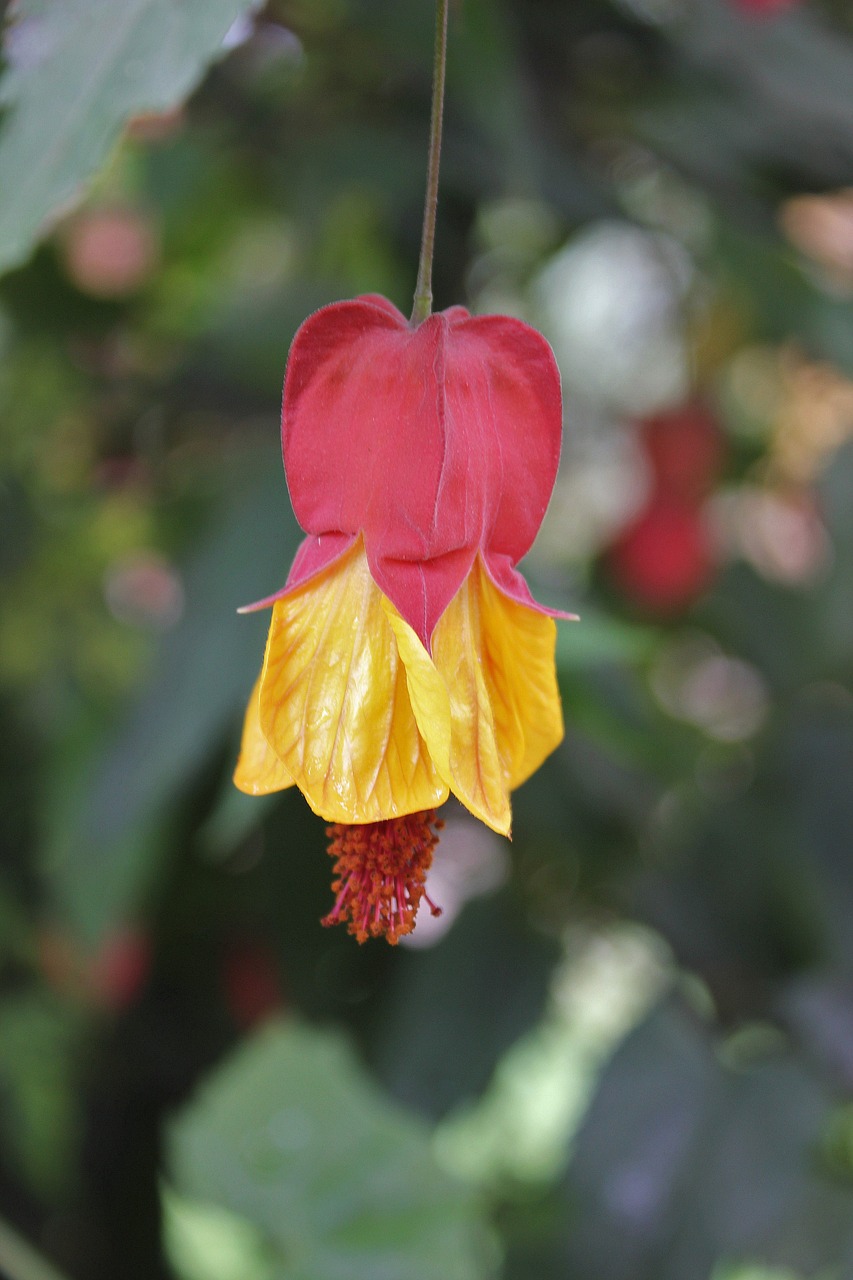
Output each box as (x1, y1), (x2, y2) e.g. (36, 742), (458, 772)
(3, 0), (853, 1277)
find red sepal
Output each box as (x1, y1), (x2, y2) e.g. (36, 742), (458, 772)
(484, 552), (579, 621)
(280, 296), (563, 646)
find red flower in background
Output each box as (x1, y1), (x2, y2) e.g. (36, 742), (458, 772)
(607, 501), (717, 614)
(640, 404), (724, 504)
(605, 402), (724, 615)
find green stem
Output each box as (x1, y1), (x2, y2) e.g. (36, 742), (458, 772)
(410, 0), (450, 326)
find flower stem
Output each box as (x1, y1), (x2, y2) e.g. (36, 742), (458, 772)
(410, 0), (449, 326)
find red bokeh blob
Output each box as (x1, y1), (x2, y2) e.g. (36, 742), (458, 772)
(38, 924), (151, 1012)
(640, 403), (725, 504)
(90, 927), (152, 1012)
(223, 940), (285, 1030)
(62, 207), (159, 298)
(606, 500), (718, 614)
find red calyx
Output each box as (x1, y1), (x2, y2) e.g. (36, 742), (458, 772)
(276, 295), (563, 648)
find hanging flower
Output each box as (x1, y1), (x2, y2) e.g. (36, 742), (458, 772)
(234, 293), (569, 943)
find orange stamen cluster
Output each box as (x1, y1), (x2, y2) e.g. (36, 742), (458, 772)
(322, 811), (444, 944)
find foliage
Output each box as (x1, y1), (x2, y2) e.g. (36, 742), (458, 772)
(167, 1019), (490, 1280)
(0, 0), (261, 274)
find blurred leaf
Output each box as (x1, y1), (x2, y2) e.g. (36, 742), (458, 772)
(0, 990), (81, 1198)
(786, 704), (853, 973)
(817, 444), (853, 668)
(558, 661), (693, 786)
(0, 876), (33, 965)
(700, 562), (828, 696)
(537, 1001), (853, 1280)
(555, 1001), (720, 1280)
(167, 1018), (492, 1280)
(681, 0), (853, 174)
(711, 227), (853, 380)
(0, 0), (261, 275)
(632, 782), (825, 1016)
(783, 974), (853, 1093)
(164, 1191), (275, 1280)
(556, 611), (657, 671)
(195, 785), (278, 863)
(711, 1266), (810, 1280)
(638, 0), (853, 199)
(370, 892), (560, 1119)
(42, 446), (300, 945)
(203, 277), (343, 396)
(0, 1217), (72, 1280)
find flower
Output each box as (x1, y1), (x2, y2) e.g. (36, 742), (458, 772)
(639, 404), (724, 504)
(604, 401), (725, 615)
(234, 293), (569, 942)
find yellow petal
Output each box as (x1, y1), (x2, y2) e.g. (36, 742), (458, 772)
(382, 600), (452, 781)
(257, 541), (448, 823)
(233, 675), (296, 795)
(430, 567), (511, 835)
(430, 559), (564, 835)
(475, 563), (564, 790)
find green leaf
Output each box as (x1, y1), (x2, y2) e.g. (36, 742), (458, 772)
(167, 1019), (492, 1280)
(163, 1192), (276, 1280)
(0, 0), (260, 275)
(0, 991), (82, 1198)
(555, 611), (657, 671)
(0, 876), (33, 965)
(41, 448), (298, 945)
(636, 0), (853, 212)
(0, 1216), (73, 1280)
(711, 1265), (814, 1280)
(549, 1002), (853, 1280)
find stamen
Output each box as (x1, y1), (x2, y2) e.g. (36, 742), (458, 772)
(321, 811), (444, 944)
